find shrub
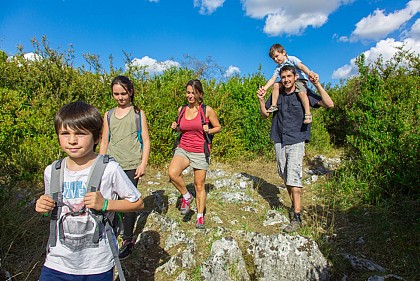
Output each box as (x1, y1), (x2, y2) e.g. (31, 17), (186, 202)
(325, 50), (420, 203)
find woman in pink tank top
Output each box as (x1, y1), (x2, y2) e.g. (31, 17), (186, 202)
(168, 79), (221, 229)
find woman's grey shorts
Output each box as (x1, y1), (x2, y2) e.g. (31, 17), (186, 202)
(174, 147), (209, 170)
(275, 142), (305, 187)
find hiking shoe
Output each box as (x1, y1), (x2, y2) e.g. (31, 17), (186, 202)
(283, 218), (302, 233)
(180, 196), (193, 215)
(119, 239), (135, 260)
(288, 207), (295, 220)
(267, 105), (278, 113)
(196, 217), (205, 229)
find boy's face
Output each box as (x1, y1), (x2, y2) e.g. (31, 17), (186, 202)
(272, 50), (287, 64)
(58, 126), (97, 161)
(112, 84), (131, 107)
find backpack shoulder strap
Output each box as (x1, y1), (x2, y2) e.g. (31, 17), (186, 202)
(86, 154), (110, 193)
(176, 105), (188, 124)
(172, 105), (188, 155)
(199, 103), (208, 125)
(50, 159), (64, 198)
(86, 154), (126, 280)
(48, 158), (65, 248)
(107, 108), (116, 142)
(135, 110), (143, 150)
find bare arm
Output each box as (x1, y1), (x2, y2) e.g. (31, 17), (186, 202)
(205, 106), (221, 134)
(99, 112), (109, 155)
(257, 91), (270, 118)
(135, 110), (150, 179)
(107, 197), (144, 212)
(309, 75), (334, 109)
(297, 62), (318, 81)
(84, 191), (144, 212)
(262, 75), (277, 91)
(170, 106), (182, 130)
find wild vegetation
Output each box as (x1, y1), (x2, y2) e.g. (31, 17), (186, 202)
(0, 37), (418, 280)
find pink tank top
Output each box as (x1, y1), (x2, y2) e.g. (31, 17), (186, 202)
(178, 110), (207, 153)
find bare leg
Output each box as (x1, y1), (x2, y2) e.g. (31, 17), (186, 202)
(283, 185), (302, 232)
(286, 185), (300, 209)
(298, 92), (312, 124)
(193, 169), (207, 214)
(168, 155), (190, 195)
(272, 82), (280, 107)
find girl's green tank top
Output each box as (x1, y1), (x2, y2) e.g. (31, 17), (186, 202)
(107, 107), (142, 170)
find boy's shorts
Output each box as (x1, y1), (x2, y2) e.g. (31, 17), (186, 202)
(174, 147), (209, 170)
(275, 142), (305, 187)
(295, 79), (308, 94)
(276, 80), (307, 93)
(40, 266), (113, 281)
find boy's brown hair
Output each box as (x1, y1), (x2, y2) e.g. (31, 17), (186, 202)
(269, 43), (286, 58)
(54, 101), (103, 143)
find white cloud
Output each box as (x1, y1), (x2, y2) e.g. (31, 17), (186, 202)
(194, 0), (225, 15)
(147, 0), (159, 2)
(349, 0), (420, 41)
(24, 52), (42, 61)
(332, 59), (357, 79)
(240, 0), (350, 36)
(332, 37), (420, 79)
(264, 12), (328, 36)
(406, 18), (420, 40)
(128, 56), (180, 75)
(7, 52), (42, 64)
(224, 65), (240, 77)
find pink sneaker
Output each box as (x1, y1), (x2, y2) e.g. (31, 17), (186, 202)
(180, 196), (193, 215)
(196, 217), (205, 229)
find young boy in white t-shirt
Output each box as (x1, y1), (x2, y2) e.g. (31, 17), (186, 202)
(35, 101), (144, 280)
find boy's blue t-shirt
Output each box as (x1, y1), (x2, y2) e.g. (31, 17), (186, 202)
(273, 55), (309, 81)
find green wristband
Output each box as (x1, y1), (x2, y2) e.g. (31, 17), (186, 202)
(101, 199), (108, 212)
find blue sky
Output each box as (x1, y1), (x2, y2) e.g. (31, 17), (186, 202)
(1, 0), (419, 85)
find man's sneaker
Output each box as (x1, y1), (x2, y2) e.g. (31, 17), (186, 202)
(195, 217), (205, 229)
(288, 206), (295, 220)
(283, 218), (302, 233)
(267, 105), (278, 113)
(180, 196), (193, 215)
(119, 239), (135, 260)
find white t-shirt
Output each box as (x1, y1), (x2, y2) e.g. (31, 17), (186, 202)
(43, 156), (141, 275)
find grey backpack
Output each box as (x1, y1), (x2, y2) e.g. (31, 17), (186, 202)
(47, 154), (126, 281)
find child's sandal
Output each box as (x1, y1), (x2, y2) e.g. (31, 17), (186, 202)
(304, 114), (312, 124)
(267, 105), (278, 113)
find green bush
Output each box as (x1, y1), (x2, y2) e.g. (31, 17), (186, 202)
(325, 50), (420, 203)
(0, 37), (335, 184)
